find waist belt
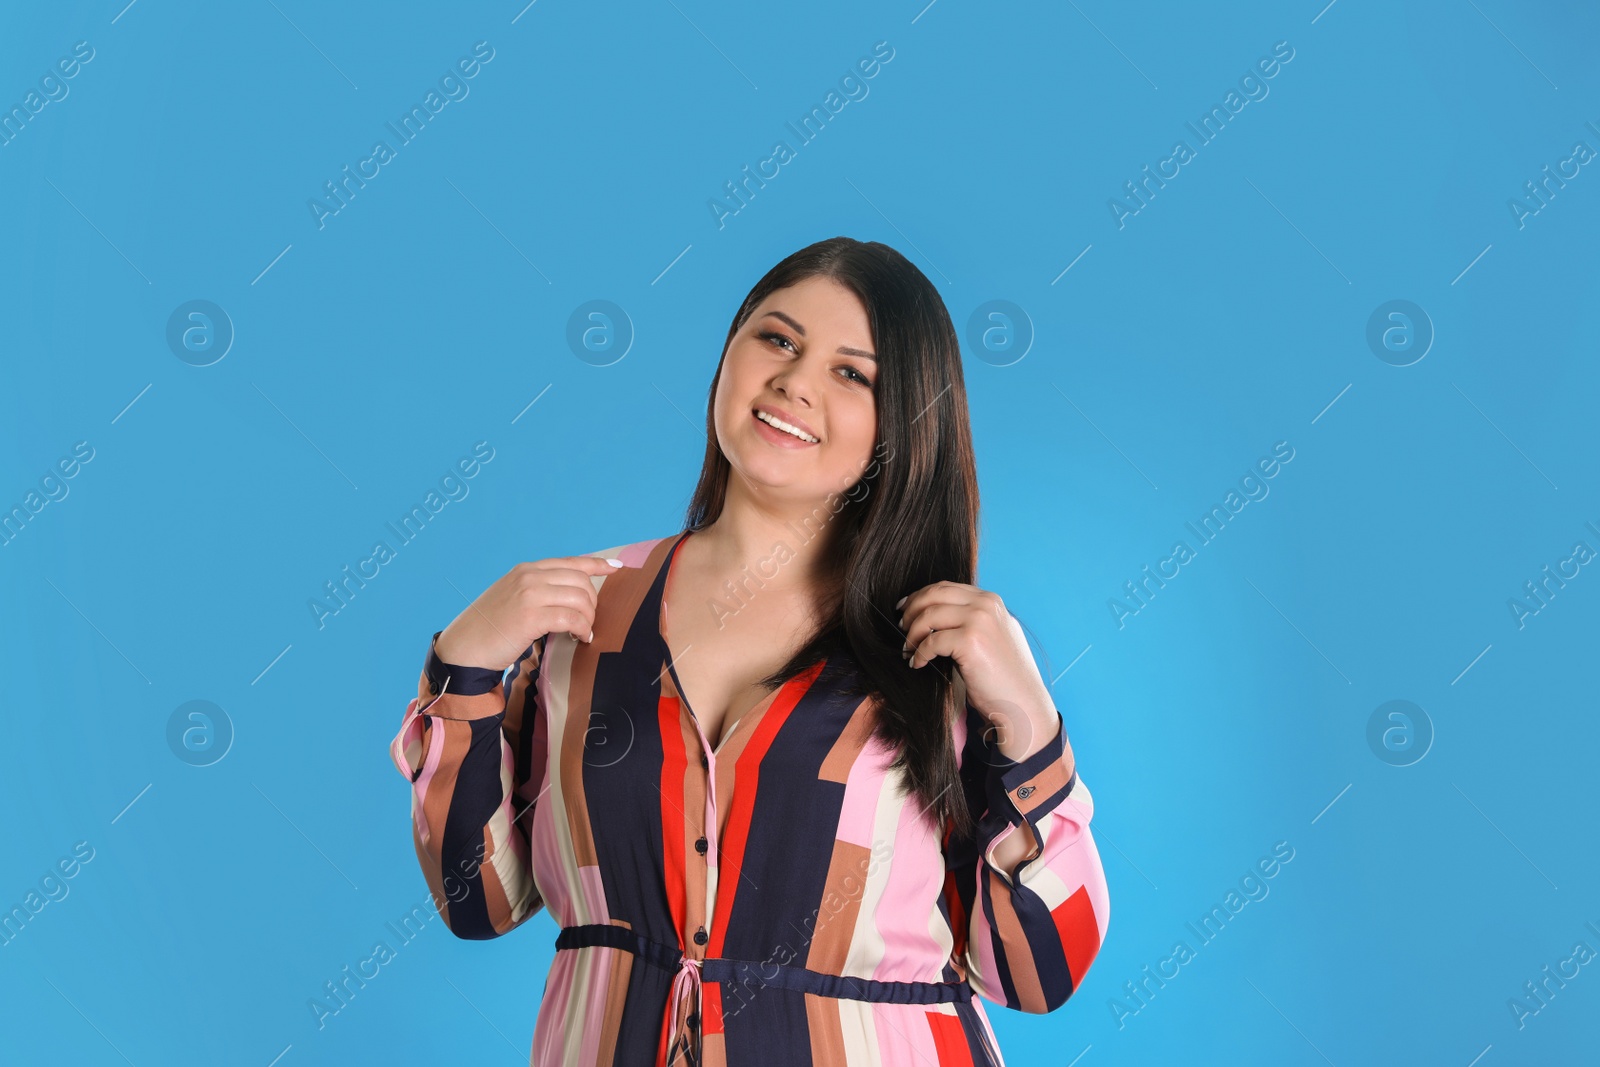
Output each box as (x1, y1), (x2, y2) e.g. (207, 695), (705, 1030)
(557, 923), (974, 1061)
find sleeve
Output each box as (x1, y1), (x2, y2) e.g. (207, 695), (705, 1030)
(388, 629), (548, 940)
(942, 700), (1110, 1013)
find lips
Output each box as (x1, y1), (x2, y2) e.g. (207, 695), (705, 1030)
(752, 405), (820, 444)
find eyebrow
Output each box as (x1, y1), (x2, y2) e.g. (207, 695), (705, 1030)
(762, 310), (876, 361)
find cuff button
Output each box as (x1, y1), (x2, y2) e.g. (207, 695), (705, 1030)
(1017, 784), (1036, 799)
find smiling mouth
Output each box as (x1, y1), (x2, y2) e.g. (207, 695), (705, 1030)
(753, 409), (820, 443)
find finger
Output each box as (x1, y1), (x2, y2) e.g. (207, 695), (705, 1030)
(545, 605), (595, 644)
(900, 602), (973, 654)
(895, 581), (976, 629)
(546, 554), (629, 575)
(906, 626), (957, 669)
(532, 565), (611, 612)
(529, 584), (598, 632)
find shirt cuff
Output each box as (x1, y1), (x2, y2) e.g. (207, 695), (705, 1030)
(423, 630), (507, 698)
(988, 710), (1076, 830)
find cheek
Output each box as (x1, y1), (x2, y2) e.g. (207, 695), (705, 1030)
(827, 397), (877, 464)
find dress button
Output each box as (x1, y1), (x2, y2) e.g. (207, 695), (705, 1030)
(700, 754), (709, 770)
(687, 1012), (700, 1028)
(693, 926), (708, 945)
(695, 836), (708, 854)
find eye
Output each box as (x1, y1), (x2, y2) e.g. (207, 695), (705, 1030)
(839, 366), (872, 386)
(758, 330), (795, 352)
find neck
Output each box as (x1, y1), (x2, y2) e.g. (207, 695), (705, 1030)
(694, 477), (844, 594)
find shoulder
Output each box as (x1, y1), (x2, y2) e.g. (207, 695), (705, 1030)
(575, 530), (683, 569)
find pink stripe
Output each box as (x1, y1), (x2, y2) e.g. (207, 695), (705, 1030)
(1037, 797), (1111, 943)
(575, 944), (615, 1065)
(410, 714), (448, 839)
(615, 537), (668, 567)
(872, 795), (947, 984)
(836, 735), (896, 848)
(529, 775), (568, 923)
(533, 950), (577, 1063)
(387, 698), (423, 779)
(872, 1002), (940, 1067)
(577, 864), (609, 924)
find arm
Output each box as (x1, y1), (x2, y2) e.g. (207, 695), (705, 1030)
(388, 629), (548, 939)
(943, 700), (1110, 1013)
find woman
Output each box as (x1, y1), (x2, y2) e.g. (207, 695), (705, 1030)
(389, 237), (1109, 1065)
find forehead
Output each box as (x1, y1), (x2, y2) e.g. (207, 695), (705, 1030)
(754, 276), (869, 329)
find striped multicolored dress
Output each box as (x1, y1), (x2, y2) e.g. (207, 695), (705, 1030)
(389, 530), (1109, 1065)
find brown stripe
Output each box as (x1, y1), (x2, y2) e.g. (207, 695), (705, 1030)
(677, 702), (711, 944)
(594, 922), (635, 1067)
(819, 697), (877, 783)
(986, 872), (1047, 1012)
(807, 839), (873, 973)
(1013, 756), (1072, 818)
(501, 638), (542, 741)
(418, 718), (472, 856)
(804, 993), (848, 1065)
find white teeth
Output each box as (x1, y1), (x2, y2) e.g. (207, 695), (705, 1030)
(756, 410), (818, 443)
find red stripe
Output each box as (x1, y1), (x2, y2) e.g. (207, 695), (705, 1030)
(1051, 883), (1101, 987)
(707, 660), (825, 954)
(658, 694), (689, 940)
(701, 980), (724, 1036)
(943, 868), (969, 962)
(926, 1009), (975, 1065)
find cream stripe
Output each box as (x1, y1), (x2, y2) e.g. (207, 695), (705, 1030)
(539, 632), (589, 923)
(836, 999), (881, 1066)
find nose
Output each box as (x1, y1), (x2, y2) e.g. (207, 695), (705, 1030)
(770, 355), (818, 409)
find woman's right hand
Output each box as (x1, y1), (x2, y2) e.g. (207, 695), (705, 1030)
(433, 555), (625, 671)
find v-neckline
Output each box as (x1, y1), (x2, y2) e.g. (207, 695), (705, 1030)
(657, 528), (787, 756)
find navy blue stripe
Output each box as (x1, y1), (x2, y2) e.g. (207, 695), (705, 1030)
(424, 629), (507, 697)
(556, 924), (974, 1005)
(438, 713), (511, 939)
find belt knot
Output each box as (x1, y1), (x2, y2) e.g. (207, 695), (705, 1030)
(666, 954), (702, 1062)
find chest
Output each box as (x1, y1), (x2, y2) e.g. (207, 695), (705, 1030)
(662, 586), (812, 752)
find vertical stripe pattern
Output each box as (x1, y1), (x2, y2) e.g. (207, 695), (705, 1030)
(390, 530), (1110, 1064)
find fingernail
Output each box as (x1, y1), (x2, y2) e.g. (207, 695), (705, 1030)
(605, 558), (624, 568)
(587, 630), (595, 642)
(894, 595), (906, 609)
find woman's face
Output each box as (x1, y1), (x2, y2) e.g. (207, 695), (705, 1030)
(713, 275), (879, 506)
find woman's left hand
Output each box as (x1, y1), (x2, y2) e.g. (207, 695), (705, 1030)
(895, 581), (1063, 763)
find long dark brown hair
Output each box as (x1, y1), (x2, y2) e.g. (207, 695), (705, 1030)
(682, 236), (981, 843)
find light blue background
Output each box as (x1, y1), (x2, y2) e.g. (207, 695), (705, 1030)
(2, 1), (1597, 1063)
